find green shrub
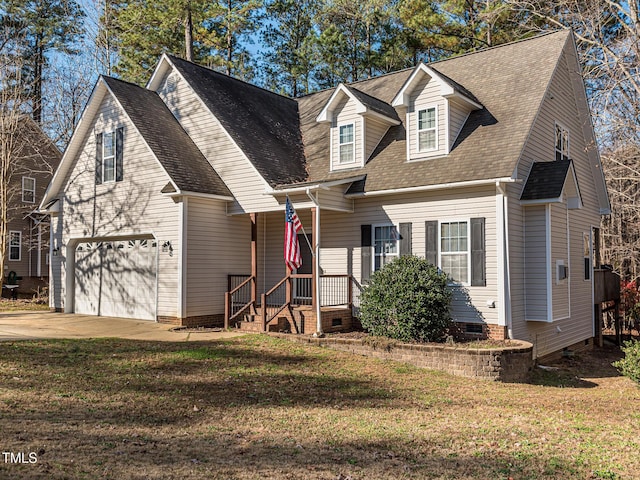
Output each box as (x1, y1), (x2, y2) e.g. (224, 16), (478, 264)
(359, 255), (452, 343)
(614, 340), (640, 385)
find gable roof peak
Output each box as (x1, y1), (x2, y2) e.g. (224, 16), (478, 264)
(316, 83), (400, 125)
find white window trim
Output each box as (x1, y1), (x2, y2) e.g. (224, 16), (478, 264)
(103, 131), (116, 183)
(583, 231), (592, 282)
(372, 223), (399, 272)
(555, 121), (570, 161)
(438, 219), (471, 286)
(9, 230), (21, 261)
(338, 122), (355, 165)
(417, 105), (438, 153)
(22, 177), (36, 203)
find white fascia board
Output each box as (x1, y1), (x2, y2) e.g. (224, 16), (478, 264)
(364, 109), (401, 126)
(443, 92), (483, 110)
(392, 64), (456, 107)
(345, 177), (520, 198)
(267, 176), (366, 195)
(40, 80), (108, 209)
(520, 197), (563, 206)
(164, 190), (233, 201)
(316, 84), (365, 123)
(146, 54), (173, 91)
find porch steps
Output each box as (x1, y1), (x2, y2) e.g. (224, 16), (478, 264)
(233, 306), (355, 334)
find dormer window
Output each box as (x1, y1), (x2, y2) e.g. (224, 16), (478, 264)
(555, 123), (569, 161)
(418, 107), (437, 152)
(339, 123), (355, 164)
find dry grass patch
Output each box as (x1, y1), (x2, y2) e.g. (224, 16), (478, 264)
(0, 298), (49, 312)
(0, 335), (638, 479)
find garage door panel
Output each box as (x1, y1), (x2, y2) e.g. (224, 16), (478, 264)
(74, 239), (157, 320)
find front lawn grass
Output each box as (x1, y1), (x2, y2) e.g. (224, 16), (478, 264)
(0, 335), (637, 479)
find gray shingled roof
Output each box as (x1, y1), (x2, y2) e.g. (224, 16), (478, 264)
(521, 160), (571, 200)
(167, 55), (308, 187)
(347, 86), (400, 122)
(103, 76), (231, 197)
(296, 30), (571, 193)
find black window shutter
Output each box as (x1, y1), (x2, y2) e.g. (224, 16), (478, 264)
(471, 217), (486, 287)
(425, 221), (438, 266)
(115, 127), (124, 182)
(361, 225), (372, 283)
(95, 133), (103, 185)
(399, 223), (412, 256)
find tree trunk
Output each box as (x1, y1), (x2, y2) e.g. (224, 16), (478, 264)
(184, 2), (194, 61)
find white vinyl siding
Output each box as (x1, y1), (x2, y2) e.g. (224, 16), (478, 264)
(252, 188), (497, 325)
(511, 42), (601, 358)
(364, 117), (390, 162)
(185, 197), (250, 317)
(408, 75), (447, 160)
(330, 96), (363, 170)
(156, 67), (280, 215)
(523, 205), (547, 321)
(51, 92), (180, 319)
(551, 202), (570, 320)
(448, 98), (472, 150)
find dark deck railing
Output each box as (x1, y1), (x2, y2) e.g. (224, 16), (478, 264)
(226, 273), (353, 331)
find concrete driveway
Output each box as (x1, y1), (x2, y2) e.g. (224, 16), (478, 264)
(0, 310), (246, 342)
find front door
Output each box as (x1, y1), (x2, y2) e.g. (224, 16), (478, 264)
(293, 234), (312, 303)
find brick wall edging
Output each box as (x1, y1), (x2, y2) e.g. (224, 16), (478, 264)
(270, 333), (534, 382)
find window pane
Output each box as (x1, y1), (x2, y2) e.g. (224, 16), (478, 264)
(419, 130), (436, 151)
(418, 108), (435, 129)
(104, 157), (115, 182)
(104, 132), (115, 158)
(339, 144), (354, 164)
(339, 124), (353, 143)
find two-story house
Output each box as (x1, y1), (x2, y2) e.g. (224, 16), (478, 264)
(41, 30), (609, 358)
(3, 116), (61, 296)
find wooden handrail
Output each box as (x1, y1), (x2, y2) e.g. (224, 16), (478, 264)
(265, 275), (290, 296)
(228, 275), (253, 296)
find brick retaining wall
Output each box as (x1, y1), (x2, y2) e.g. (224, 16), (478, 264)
(272, 334), (534, 382)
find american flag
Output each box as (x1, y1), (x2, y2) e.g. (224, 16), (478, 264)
(284, 197), (303, 270)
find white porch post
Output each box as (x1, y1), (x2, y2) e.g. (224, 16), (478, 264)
(306, 189), (322, 334)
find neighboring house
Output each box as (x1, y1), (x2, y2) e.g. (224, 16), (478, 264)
(41, 30), (610, 358)
(3, 116), (61, 294)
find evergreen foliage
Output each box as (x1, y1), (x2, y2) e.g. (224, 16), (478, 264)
(614, 340), (640, 386)
(359, 255), (452, 343)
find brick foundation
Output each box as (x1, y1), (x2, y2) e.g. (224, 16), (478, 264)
(274, 333), (534, 382)
(447, 322), (508, 341)
(157, 314), (225, 328)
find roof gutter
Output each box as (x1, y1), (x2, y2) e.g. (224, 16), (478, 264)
(345, 177), (521, 198)
(163, 191), (234, 201)
(267, 176), (366, 195)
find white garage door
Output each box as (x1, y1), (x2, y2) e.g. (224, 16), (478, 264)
(74, 238), (157, 320)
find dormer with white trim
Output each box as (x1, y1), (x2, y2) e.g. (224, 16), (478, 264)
(316, 84), (400, 172)
(392, 64), (482, 161)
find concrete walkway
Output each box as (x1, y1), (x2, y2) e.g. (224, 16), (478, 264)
(0, 311), (246, 342)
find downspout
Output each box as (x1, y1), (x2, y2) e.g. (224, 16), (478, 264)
(497, 182), (513, 339)
(306, 188), (322, 334)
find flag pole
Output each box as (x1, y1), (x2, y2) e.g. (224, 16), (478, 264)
(287, 195), (315, 257)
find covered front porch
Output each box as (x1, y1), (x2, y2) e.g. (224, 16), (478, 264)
(223, 183), (360, 334)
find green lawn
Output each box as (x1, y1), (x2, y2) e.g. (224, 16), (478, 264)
(0, 335), (637, 479)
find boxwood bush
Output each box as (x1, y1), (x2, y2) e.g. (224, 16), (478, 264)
(614, 340), (640, 386)
(359, 255), (452, 342)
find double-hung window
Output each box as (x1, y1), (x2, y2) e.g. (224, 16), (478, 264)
(96, 127), (123, 185)
(555, 123), (569, 161)
(440, 221), (469, 284)
(103, 131), (116, 182)
(374, 225), (398, 271)
(9, 231), (21, 261)
(22, 177), (35, 203)
(339, 123), (355, 164)
(417, 107), (437, 152)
